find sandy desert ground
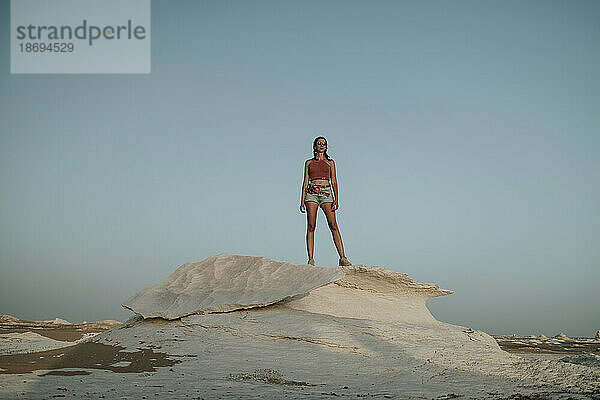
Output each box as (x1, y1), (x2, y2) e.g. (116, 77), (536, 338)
(1, 254), (599, 399)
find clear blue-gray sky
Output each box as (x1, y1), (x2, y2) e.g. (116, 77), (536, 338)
(1, 0), (598, 337)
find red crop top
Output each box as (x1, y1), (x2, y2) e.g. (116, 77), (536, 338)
(308, 159), (330, 180)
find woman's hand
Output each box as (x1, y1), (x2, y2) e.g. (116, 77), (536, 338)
(300, 201), (306, 213)
(332, 200), (339, 211)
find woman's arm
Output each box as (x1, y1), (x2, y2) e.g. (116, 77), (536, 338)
(300, 160), (310, 212)
(330, 160), (339, 211)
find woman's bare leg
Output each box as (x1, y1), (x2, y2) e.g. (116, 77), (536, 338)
(305, 201), (319, 261)
(320, 202), (346, 259)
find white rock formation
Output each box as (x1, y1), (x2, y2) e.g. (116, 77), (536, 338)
(88, 255), (596, 397)
(122, 253), (344, 319)
(2, 255), (598, 399)
(282, 264), (452, 324)
(0, 315), (20, 324)
(42, 318), (71, 325)
(554, 333), (571, 340)
(0, 332), (72, 355)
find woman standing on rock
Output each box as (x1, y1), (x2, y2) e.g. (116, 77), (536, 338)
(300, 136), (352, 267)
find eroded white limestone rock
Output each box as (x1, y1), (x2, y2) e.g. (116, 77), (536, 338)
(86, 306), (600, 398)
(0, 332), (72, 355)
(42, 317), (71, 325)
(3, 257), (598, 398)
(282, 264), (453, 324)
(122, 253), (344, 319)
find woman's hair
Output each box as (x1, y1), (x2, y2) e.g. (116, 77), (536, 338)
(313, 136), (331, 160)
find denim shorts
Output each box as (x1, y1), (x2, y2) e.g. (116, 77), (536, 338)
(305, 183), (334, 206)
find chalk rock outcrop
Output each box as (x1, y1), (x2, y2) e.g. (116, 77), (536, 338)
(554, 333), (571, 340)
(282, 264), (452, 324)
(3, 256), (599, 399)
(122, 253), (344, 319)
(0, 332), (72, 356)
(42, 318), (71, 325)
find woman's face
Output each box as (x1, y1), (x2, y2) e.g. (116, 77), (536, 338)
(314, 139), (327, 152)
